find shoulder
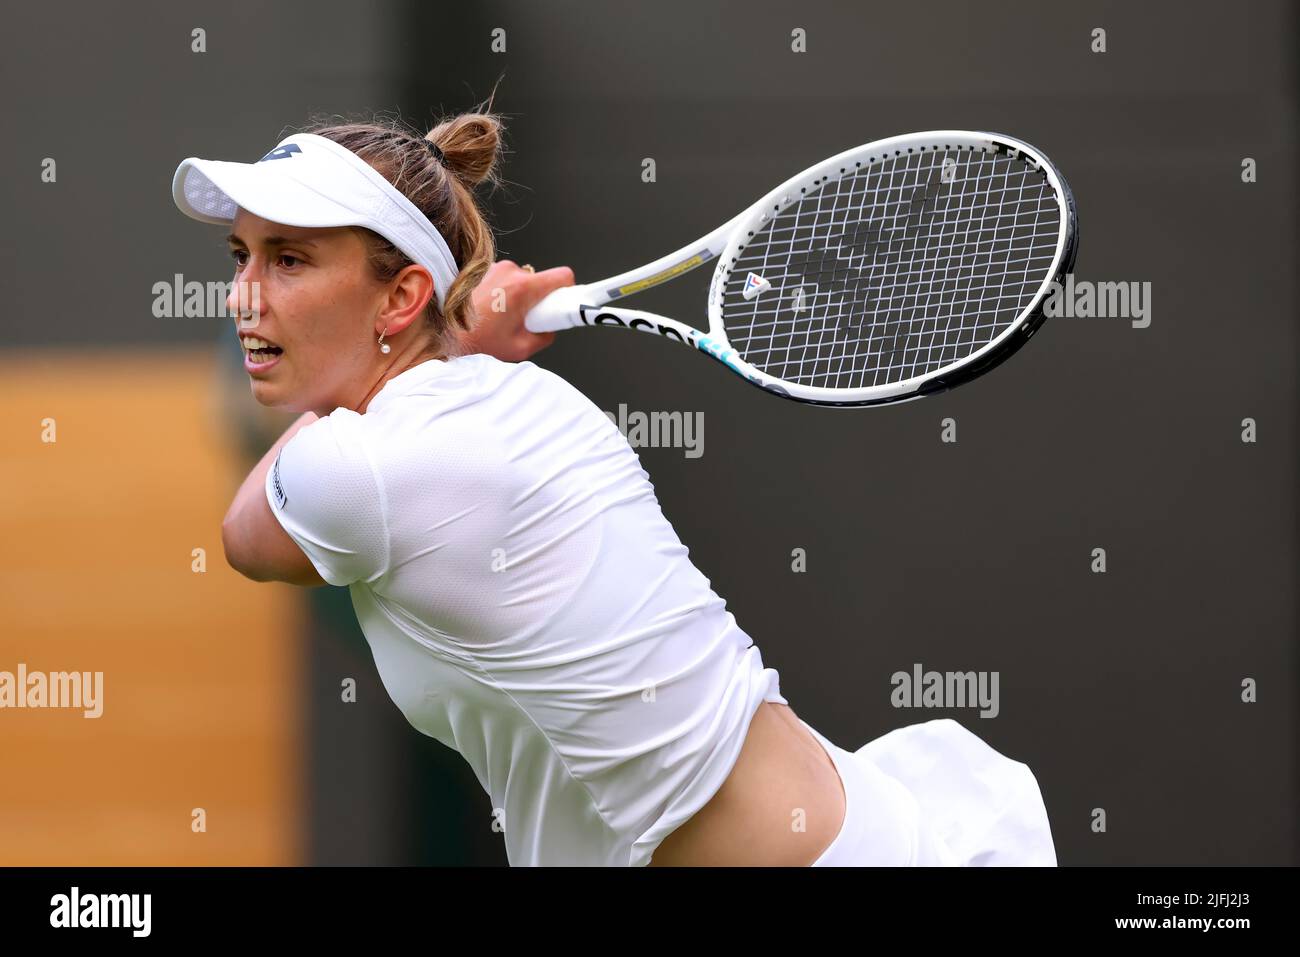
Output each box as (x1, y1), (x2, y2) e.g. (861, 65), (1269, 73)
(369, 354), (601, 434)
(280, 407), (374, 476)
(457, 353), (583, 397)
(267, 411), (390, 587)
(342, 354), (620, 482)
(471, 355), (608, 421)
(274, 408), (384, 513)
(448, 351), (580, 391)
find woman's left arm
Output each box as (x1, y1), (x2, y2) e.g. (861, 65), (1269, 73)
(221, 410), (327, 586)
(461, 261), (574, 361)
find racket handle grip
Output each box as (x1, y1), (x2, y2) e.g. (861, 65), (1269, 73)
(524, 284), (592, 333)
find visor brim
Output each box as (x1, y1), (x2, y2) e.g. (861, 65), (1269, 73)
(172, 157), (365, 229)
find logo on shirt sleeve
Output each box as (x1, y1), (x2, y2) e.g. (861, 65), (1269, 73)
(271, 451), (287, 509)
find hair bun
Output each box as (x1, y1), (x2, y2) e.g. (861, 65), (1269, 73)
(425, 113), (502, 189)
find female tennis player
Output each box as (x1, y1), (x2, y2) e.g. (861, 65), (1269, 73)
(172, 108), (1056, 867)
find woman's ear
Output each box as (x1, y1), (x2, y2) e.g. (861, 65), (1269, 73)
(376, 264), (437, 337)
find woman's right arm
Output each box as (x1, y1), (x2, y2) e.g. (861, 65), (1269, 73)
(221, 410), (327, 586)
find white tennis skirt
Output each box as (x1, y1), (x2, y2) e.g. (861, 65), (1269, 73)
(801, 718), (1057, 866)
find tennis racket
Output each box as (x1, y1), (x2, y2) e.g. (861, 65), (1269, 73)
(523, 130), (1078, 407)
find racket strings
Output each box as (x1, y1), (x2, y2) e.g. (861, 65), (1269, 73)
(720, 148), (1061, 389)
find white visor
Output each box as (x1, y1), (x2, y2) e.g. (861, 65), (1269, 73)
(172, 132), (460, 311)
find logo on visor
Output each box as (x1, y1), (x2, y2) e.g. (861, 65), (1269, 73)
(259, 144), (302, 163)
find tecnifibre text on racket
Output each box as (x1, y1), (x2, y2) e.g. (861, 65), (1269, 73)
(524, 130), (1078, 407)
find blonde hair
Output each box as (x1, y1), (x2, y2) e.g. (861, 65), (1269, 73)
(300, 98), (505, 354)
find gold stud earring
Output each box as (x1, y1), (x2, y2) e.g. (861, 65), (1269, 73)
(378, 329), (391, 354)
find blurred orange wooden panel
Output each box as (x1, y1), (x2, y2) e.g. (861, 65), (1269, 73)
(0, 348), (303, 865)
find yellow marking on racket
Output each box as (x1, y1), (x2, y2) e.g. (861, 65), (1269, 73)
(614, 252), (711, 297)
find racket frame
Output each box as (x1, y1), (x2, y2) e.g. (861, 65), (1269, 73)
(523, 130), (1078, 407)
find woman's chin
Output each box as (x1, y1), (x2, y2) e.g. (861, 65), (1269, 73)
(248, 379), (289, 409)
(250, 383), (319, 417)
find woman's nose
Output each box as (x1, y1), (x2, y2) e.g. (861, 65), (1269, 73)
(227, 266), (264, 324)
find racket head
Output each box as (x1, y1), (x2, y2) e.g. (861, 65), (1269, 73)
(704, 131), (1078, 406)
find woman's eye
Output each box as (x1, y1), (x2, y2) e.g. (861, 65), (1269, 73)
(228, 250), (300, 268)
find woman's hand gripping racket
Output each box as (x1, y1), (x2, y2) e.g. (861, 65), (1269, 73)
(524, 131), (1078, 407)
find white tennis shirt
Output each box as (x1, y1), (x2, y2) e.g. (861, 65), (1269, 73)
(266, 353), (787, 866)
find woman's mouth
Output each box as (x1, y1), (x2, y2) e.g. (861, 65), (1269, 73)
(241, 335), (284, 373)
